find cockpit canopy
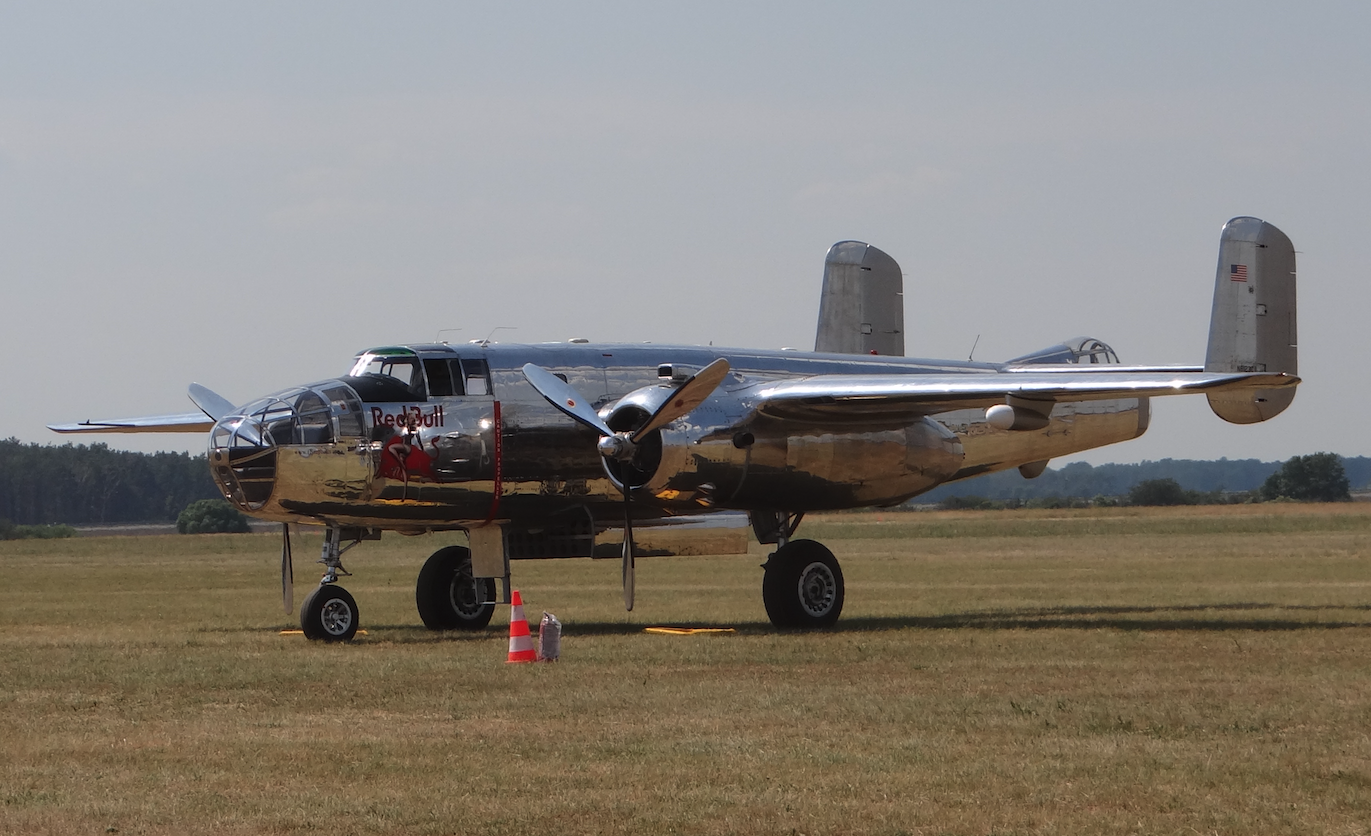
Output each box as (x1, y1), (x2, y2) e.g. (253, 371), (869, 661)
(1007, 336), (1121, 366)
(346, 346), (490, 402)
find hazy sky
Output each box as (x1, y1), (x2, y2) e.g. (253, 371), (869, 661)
(3, 2), (1367, 465)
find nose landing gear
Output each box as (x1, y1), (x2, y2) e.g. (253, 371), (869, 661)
(298, 525), (370, 642)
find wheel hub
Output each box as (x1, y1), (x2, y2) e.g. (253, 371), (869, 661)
(448, 573), (484, 618)
(797, 561), (837, 617)
(319, 596), (354, 636)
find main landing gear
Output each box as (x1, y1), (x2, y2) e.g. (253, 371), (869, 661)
(295, 528), (496, 642)
(756, 511), (845, 630)
(415, 545), (497, 630)
(294, 514), (844, 639)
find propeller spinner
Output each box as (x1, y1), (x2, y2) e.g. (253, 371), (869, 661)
(521, 358), (731, 610)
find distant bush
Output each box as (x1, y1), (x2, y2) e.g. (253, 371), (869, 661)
(177, 500), (251, 534)
(1127, 478), (1199, 506)
(0, 518), (76, 540)
(1261, 453), (1351, 502)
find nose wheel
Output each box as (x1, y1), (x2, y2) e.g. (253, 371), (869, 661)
(300, 584), (359, 642)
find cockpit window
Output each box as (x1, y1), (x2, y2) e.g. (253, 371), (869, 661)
(1007, 337), (1121, 367)
(347, 353), (427, 402)
(1073, 339), (1120, 364)
(321, 386), (365, 437)
(346, 348), (491, 401)
(294, 391), (332, 444)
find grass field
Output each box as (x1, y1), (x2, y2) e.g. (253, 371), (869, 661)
(2, 503), (1370, 835)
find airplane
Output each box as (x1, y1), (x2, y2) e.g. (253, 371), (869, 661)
(50, 216), (1298, 641)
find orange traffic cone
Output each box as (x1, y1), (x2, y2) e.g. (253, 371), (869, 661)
(506, 589), (537, 663)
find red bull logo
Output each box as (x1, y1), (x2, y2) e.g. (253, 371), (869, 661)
(371, 405), (445, 429)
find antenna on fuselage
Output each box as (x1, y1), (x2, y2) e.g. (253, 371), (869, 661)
(968, 334), (981, 362)
(472, 326), (516, 347)
(435, 328), (463, 344)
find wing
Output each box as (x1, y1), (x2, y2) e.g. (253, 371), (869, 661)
(47, 412), (215, 434)
(749, 367), (1299, 426)
(49, 383), (234, 435)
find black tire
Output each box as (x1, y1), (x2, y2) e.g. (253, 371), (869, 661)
(300, 584), (360, 642)
(762, 539), (844, 630)
(415, 546), (496, 631)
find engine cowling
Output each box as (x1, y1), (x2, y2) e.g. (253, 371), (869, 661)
(608, 394), (964, 512)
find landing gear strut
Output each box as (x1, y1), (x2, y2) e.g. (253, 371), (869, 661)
(299, 525), (364, 642)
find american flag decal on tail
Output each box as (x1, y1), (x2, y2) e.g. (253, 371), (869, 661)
(1230, 264), (1248, 282)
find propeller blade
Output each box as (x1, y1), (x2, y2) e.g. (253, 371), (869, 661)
(622, 488), (635, 612)
(281, 524), (294, 615)
(521, 363), (614, 437)
(630, 358), (731, 443)
(188, 383), (235, 422)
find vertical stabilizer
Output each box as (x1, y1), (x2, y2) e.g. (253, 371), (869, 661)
(1204, 217), (1298, 423)
(815, 241), (904, 356)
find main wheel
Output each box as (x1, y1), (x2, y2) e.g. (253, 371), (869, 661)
(415, 546), (497, 630)
(762, 539), (845, 630)
(301, 584), (360, 642)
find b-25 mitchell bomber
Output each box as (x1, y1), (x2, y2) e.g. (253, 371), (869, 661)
(52, 217), (1298, 640)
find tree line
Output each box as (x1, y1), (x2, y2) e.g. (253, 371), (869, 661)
(0, 439), (220, 526)
(919, 455), (1371, 505)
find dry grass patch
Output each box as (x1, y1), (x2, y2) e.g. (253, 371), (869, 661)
(2, 506), (1370, 834)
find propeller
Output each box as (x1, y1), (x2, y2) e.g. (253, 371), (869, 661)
(281, 523), (294, 614)
(622, 486), (635, 611)
(188, 383), (235, 422)
(521, 358), (731, 610)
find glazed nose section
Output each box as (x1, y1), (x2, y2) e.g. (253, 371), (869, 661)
(209, 414), (277, 511)
(206, 384), (366, 512)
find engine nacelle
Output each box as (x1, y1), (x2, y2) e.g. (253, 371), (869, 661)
(634, 417), (964, 513)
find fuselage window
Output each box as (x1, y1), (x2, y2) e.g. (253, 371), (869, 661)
(424, 358), (456, 397)
(461, 358), (491, 396)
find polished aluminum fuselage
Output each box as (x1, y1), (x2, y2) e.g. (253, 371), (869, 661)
(216, 342), (1145, 532)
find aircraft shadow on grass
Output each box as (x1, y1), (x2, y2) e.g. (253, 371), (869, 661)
(222, 597), (1360, 638)
(507, 602), (1371, 637)
(243, 603), (1370, 640)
